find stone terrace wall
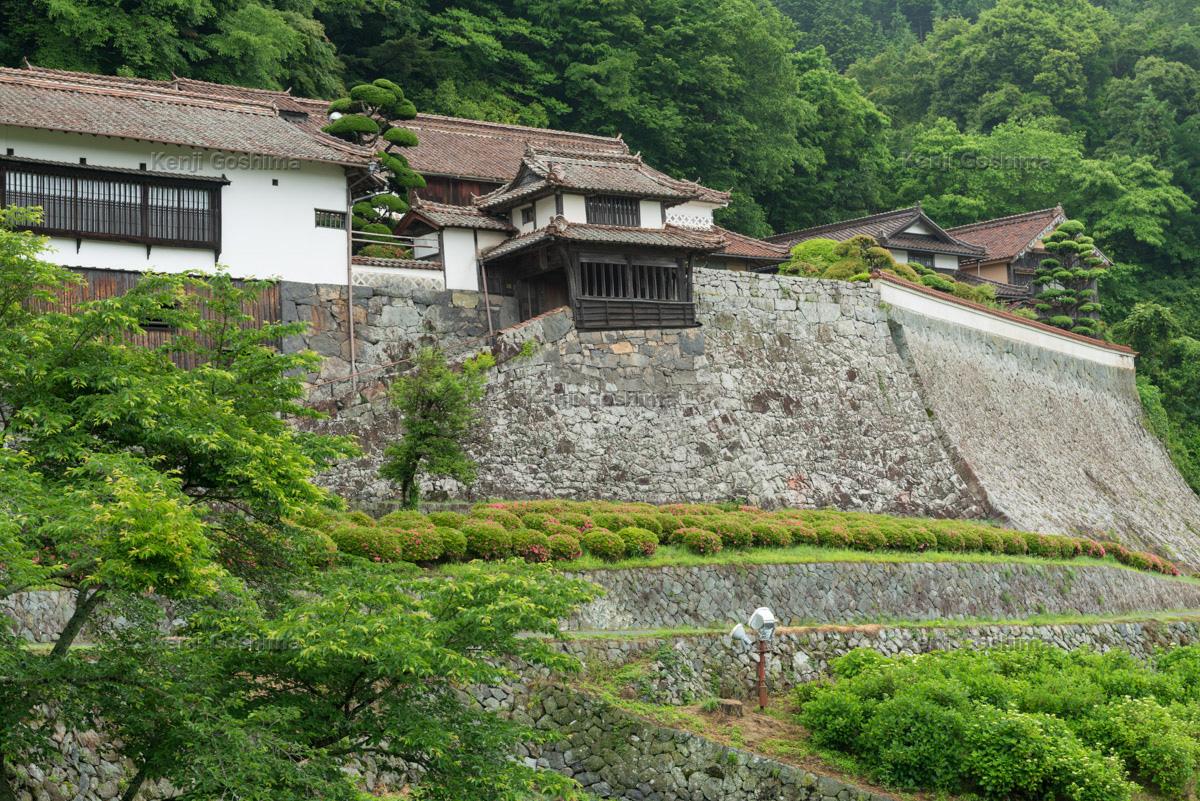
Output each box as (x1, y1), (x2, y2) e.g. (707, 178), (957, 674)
(563, 618), (1200, 705)
(475, 272), (986, 516)
(519, 686), (895, 801)
(566, 562), (1200, 631)
(886, 299), (1200, 566)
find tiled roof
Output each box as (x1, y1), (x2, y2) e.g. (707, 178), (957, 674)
(712, 227), (789, 261)
(0, 65), (371, 166)
(351, 255), (443, 271)
(766, 206), (985, 258)
(475, 146), (730, 210)
(947, 207), (1065, 263)
(481, 217), (726, 262)
(404, 114), (630, 182)
(953, 271), (1031, 301)
(406, 197), (514, 232)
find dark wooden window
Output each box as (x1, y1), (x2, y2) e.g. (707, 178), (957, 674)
(521, 206), (534, 225)
(573, 254), (694, 329)
(579, 260), (686, 302)
(585, 195), (640, 227)
(315, 208), (347, 229)
(0, 157), (226, 250)
(907, 252), (935, 269)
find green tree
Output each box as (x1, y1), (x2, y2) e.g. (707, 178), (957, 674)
(381, 347), (494, 510)
(323, 78), (426, 254)
(1032, 220), (1106, 335)
(0, 215), (588, 799)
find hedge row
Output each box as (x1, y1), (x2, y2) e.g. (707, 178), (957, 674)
(797, 643), (1200, 800)
(309, 500), (1180, 576)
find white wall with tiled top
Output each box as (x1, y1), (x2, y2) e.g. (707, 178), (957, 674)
(1, 126), (350, 284)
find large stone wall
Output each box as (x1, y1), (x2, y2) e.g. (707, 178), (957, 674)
(475, 273), (986, 517)
(566, 561), (1200, 631)
(886, 299), (1200, 565)
(298, 268), (1200, 564)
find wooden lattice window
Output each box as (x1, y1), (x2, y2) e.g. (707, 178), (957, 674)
(315, 209), (347, 229)
(585, 195), (640, 227)
(0, 156), (227, 251)
(579, 259), (686, 301)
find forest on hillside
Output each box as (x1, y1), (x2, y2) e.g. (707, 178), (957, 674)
(2, 0), (1199, 487)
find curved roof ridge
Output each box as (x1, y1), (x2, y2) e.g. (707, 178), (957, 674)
(947, 205), (1064, 234)
(409, 113), (629, 149)
(766, 206), (920, 243)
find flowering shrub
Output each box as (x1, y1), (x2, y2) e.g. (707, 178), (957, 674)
(581, 528), (626, 562)
(547, 533), (582, 561)
(511, 529), (551, 562)
(616, 526), (659, 557)
(460, 519), (512, 560)
(680, 528), (722, 555)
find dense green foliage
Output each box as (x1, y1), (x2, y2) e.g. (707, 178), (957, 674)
(796, 642), (1200, 799)
(380, 347), (494, 509)
(0, 218), (592, 800)
(1033, 220), (1107, 335)
(319, 499), (1181, 576)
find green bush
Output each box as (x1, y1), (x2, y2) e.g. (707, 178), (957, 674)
(963, 706), (1131, 801)
(679, 528), (722, 555)
(799, 689), (866, 751)
(1080, 698), (1197, 798)
(616, 526), (659, 557)
(393, 527), (444, 563)
(859, 688), (968, 790)
(849, 525), (887, 551)
(427, 510), (466, 528)
(469, 507), (523, 530)
(750, 520), (792, 548)
(329, 523), (402, 562)
(656, 513), (683, 538)
(543, 521), (580, 539)
(1002, 531), (1029, 555)
(344, 510), (375, 527)
(557, 511), (591, 530)
(712, 517), (753, 549)
(436, 526), (467, 562)
(510, 529), (551, 562)
(460, 519), (512, 560)
(547, 533), (582, 561)
(592, 512), (636, 532)
(629, 513), (664, 535)
(520, 512), (554, 531)
(815, 521), (852, 549)
(581, 528), (626, 562)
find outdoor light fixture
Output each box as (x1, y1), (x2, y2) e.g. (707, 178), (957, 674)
(729, 606), (778, 710)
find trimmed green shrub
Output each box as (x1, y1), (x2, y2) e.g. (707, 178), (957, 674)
(393, 527), (444, 563)
(616, 526), (659, 557)
(547, 533), (582, 561)
(436, 526), (467, 562)
(329, 523), (402, 562)
(520, 512), (554, 531)
(849, 525), (887, 551)
(859, 688), (968, 790)
(543, 521), (580, 539)
(815, 521), (852, 549)
(469, 507), (523, 530)
(511, 529), (551, 562)
(427, 510), (466, 528)
(1002, 531), (1029, 555)
(656, 513), (683, 537)
(628, 512), (663, 535)
(592, 512), (636, 532)
(581, 528), (626, 562)
(679, 528), (722, 555)
(712, 516), (753, 548)
(750, 520), (792, 548)
(557, 511), (591, 530)
(460, 519), (512, 560)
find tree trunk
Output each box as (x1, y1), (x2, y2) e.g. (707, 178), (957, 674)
(119, 764), (148, 801)
(0, 754), (18, 801)
(50, 588), (104, 659)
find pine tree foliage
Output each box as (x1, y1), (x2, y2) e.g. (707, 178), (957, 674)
(1032, 219), (1106, 336)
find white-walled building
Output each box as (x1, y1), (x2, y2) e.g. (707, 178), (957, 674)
(0, 65), (372, 285)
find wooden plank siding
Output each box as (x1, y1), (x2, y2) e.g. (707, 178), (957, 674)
(33, 267), (282, 370)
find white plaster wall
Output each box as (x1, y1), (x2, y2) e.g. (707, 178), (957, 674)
(903, 220), (933, 235)
(934, 253), (959, 272)
(639, 199), (663, 228)
(665, 200), (718, 229)
(441, 227), (479, 291)
(1, 127), (349, 283)
(889, 248), (908, 263)
(561, 193), (587, 224)
(535, 195), (556, 227)
(877, 278), (1133, 369)
(512, 204), (535, 233)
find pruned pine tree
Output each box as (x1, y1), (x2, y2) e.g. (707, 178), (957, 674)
(323, 79), (425, 256)
(1033, 220), (1106, 336)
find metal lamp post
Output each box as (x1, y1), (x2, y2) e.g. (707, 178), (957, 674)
(729, 606), (777, 710)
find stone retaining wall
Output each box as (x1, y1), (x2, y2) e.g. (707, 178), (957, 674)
(518, 686), (894, 801)
(564, 618), (1200, 705)
(1, 590), (78, 644)
(567, 561), (1200, 631)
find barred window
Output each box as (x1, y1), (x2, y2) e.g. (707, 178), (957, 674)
(585, 195), (640, 227)
(0, 156), (225, 250)
(315, 208), (347, 229)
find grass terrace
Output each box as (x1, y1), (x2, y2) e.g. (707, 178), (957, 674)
(297, 499), (1186, 578)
